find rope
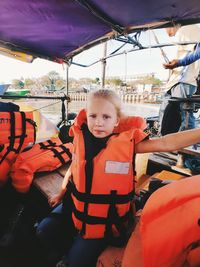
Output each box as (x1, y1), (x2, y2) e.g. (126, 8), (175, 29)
(151, 30), (169, 63)
(30, 100), (62, 112)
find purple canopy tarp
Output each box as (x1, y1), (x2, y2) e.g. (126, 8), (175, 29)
(0, 0), (200, 62)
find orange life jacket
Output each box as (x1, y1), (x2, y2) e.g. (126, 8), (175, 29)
(69, 109), (147, 240)
(11, 137), (73, 193)
(138, 175), (200, 267)
(0, 111), (36, 185)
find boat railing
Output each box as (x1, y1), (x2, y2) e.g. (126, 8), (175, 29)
(0, 94), (70, 102)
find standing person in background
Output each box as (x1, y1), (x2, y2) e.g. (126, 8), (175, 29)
(37, 89), (200, 267)
(159, 24), (200, 134)
(163, 43), (200, 149)
(164, 42), (200, 96)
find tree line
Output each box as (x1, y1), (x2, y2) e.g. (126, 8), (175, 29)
(11, 71), (162, 92)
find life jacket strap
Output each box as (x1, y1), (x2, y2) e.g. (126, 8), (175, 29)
(104, 190), (132, 246)
(71, 201), (130, 225)
(50, 145), (72, 165)
(69, 182), (134, 204)
(0, 144), (4, 152)
(39, 139), (57, 149)
(38, 142), (72, 165)
(0, 112), (36, 163)
(9, 112), (26, 153)
(132, 138), (137, 176)
(59, 145), (72, 159)
(26, 117), (37, 145)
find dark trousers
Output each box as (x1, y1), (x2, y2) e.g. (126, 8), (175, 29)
(36, 204), (107, 267)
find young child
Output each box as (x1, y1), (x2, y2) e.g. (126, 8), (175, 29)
(37, 89), (200, 267)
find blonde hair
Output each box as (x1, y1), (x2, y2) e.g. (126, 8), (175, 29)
(87, 89), (122, 118)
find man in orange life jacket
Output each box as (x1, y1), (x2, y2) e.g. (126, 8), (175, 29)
(36, 89), (200, 267)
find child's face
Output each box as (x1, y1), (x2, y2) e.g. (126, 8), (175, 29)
(86, 97), (119, 138)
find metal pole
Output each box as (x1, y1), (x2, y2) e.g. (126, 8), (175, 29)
(0, 94), (70, 101)
(66, 64), (69, 122)
(124, 52), (127, 91)
(101, 42), (107, 88)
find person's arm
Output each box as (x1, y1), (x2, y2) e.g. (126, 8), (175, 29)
(135, 128), (200, 154)
(177, 43), (200, 66)
(163, 43), (200, 69)
(48, 164), (72, 207)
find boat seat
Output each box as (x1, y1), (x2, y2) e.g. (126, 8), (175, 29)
(28, 164), (69, 219)
(32, 164), (69, 200)
(33, 171), (63, 200)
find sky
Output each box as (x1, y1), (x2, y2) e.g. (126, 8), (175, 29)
(0, 28), (178, 84)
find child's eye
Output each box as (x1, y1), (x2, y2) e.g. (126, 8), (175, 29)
(89, 114), (96, 118)
(103, 115), (110, 119)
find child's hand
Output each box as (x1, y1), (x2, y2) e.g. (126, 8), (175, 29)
(48, 188), (66, 207)
(48, 194), (62, 207)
